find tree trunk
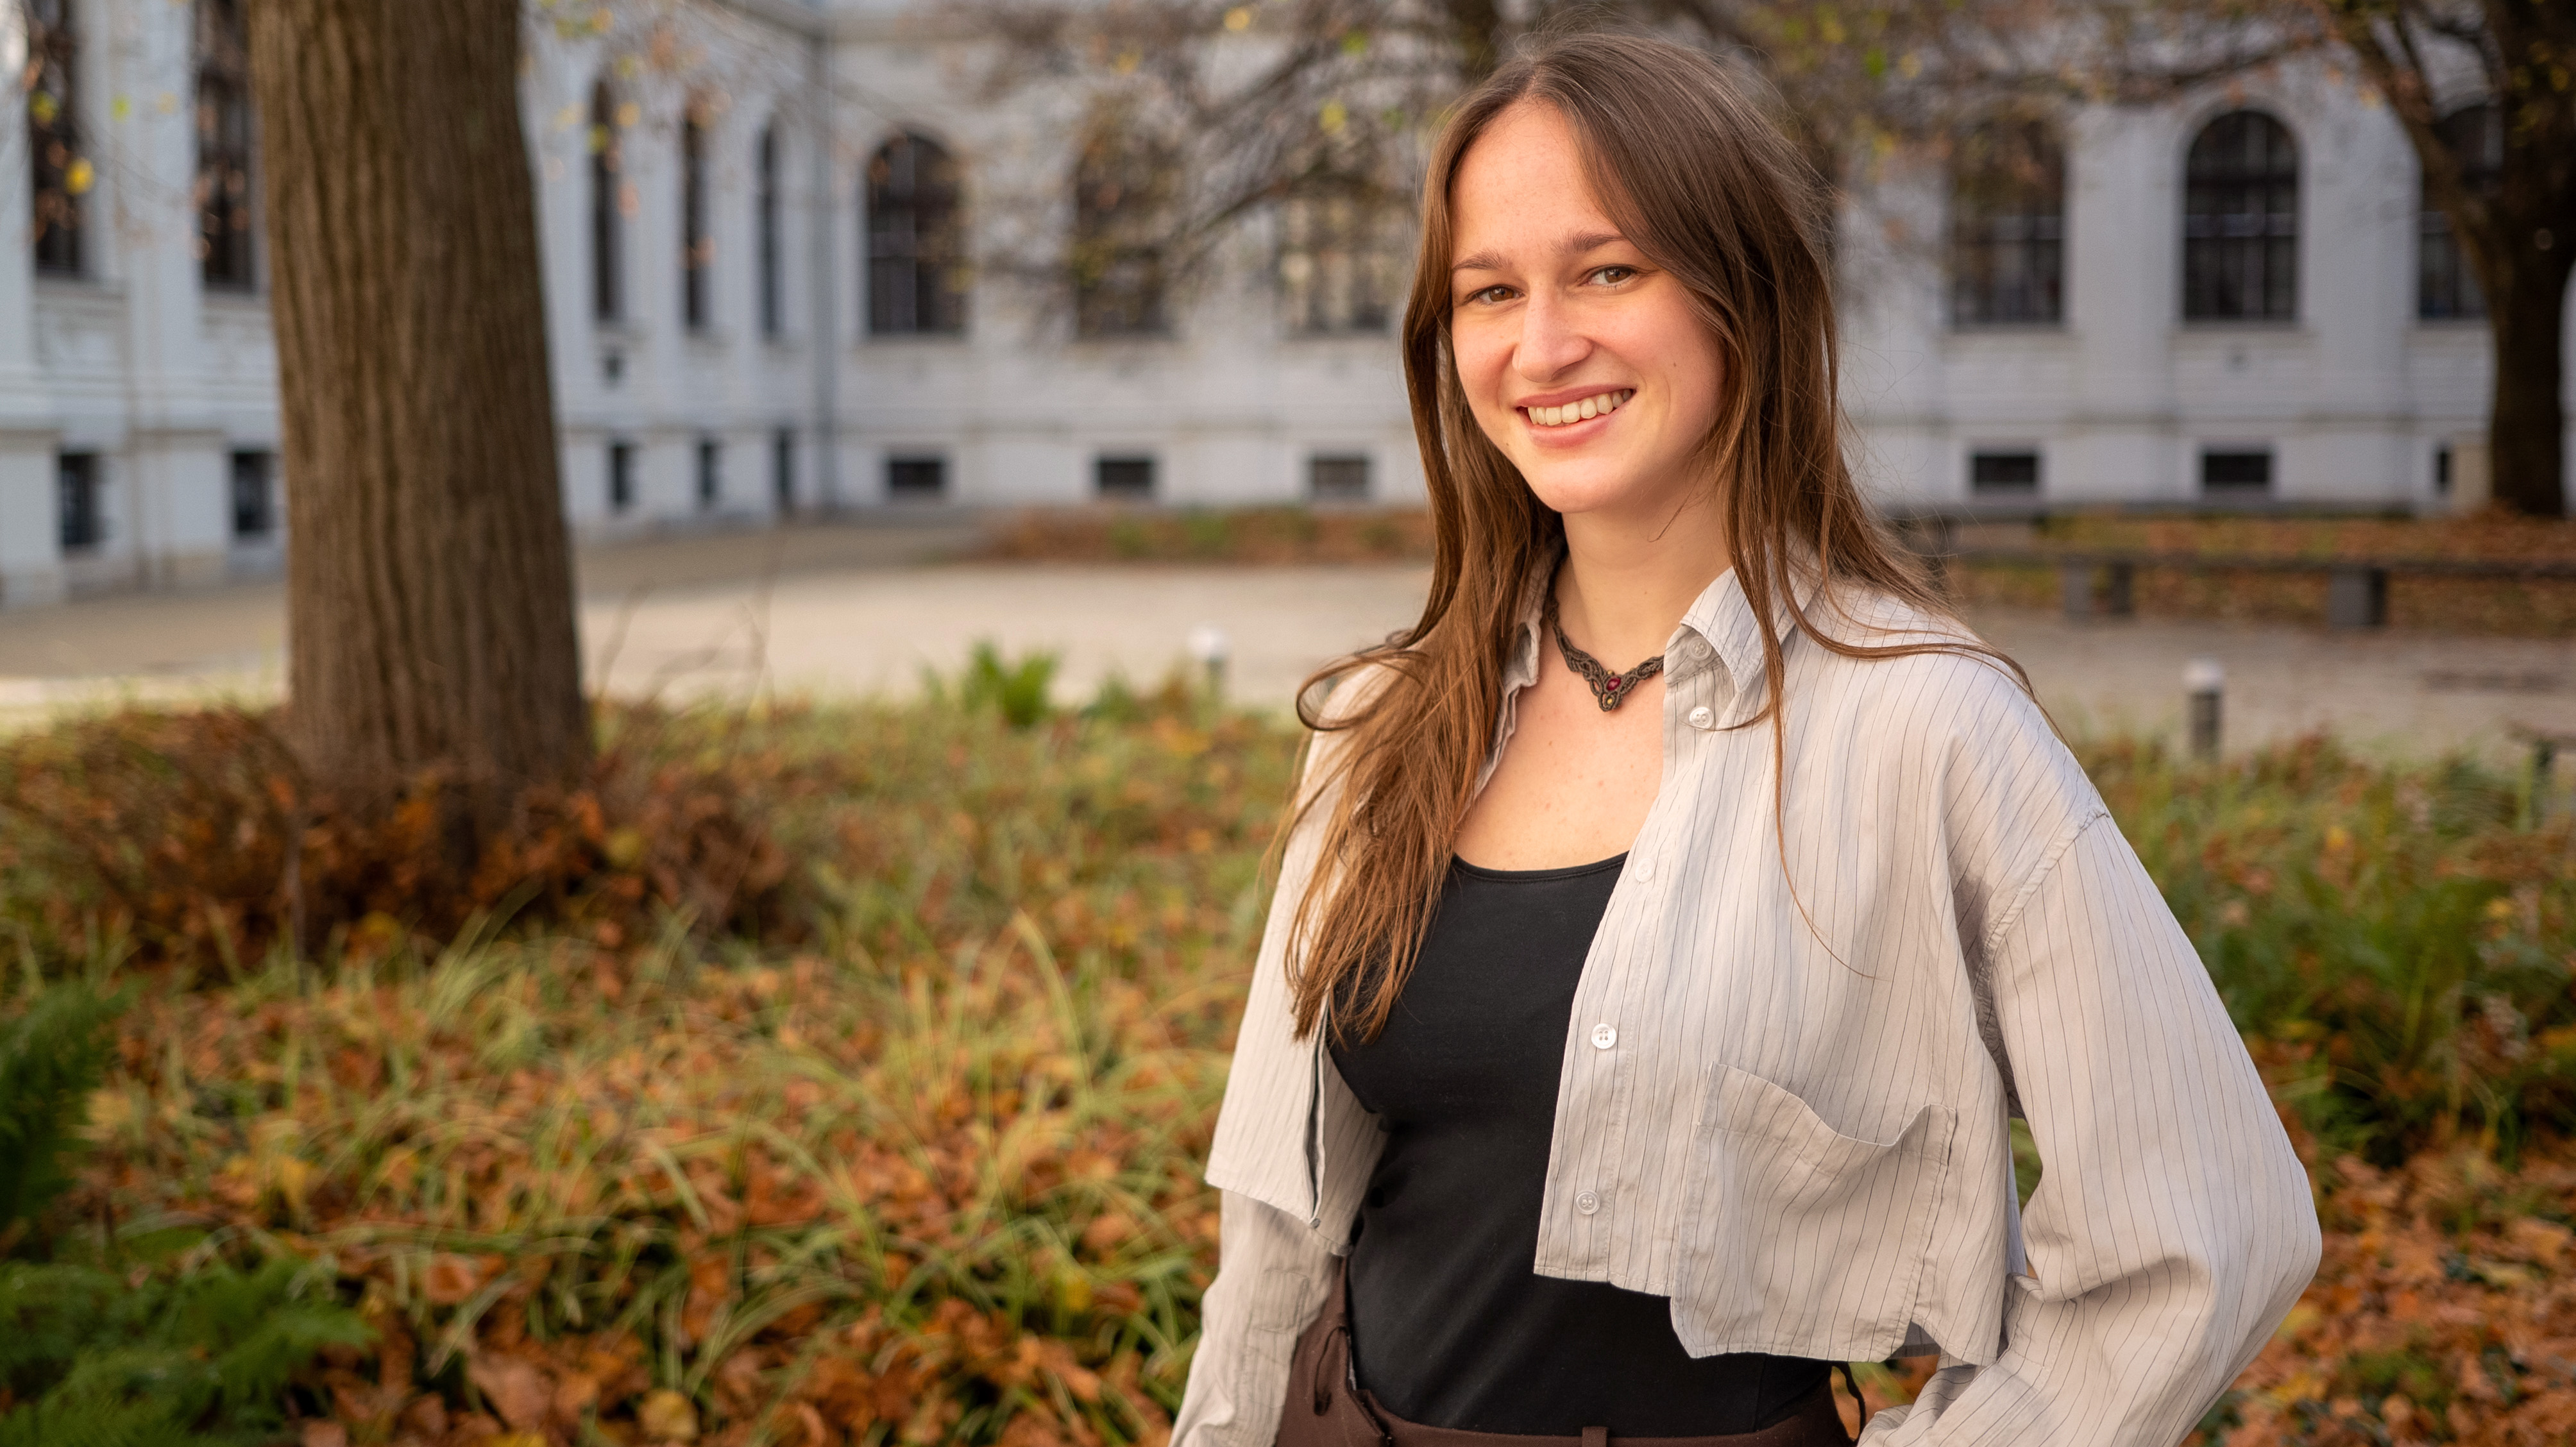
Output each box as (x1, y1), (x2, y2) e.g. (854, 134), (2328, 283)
(2487, 246), (2571, 518)
(246, 0), (589, 820)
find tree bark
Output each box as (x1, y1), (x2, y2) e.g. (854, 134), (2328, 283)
(246, 0), (589, 820)
(2487, 244), (2571, 518)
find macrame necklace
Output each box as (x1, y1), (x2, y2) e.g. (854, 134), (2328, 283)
(1544, 580), (1663, 712)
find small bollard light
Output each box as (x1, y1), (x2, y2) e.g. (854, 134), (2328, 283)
(2184, 656), (2224, 761)
(1187, 623), (1230, 703)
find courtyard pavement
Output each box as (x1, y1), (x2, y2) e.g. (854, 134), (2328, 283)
(3, 520), (2572, 765)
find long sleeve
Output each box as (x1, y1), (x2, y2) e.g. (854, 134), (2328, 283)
(1172, 1188), (1339, 1447)
(1865, 814), (2321, 1446)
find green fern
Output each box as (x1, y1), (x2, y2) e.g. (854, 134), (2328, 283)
(0, 1254), (370, 1447)
(0, 982), (126, 1230)
(0, 986), (365, 1446)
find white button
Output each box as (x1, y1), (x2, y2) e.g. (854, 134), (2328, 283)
(1688, 705), (1715, 730)
(1575, 1190), (1602, 1215)
(1590, 1022), (1618, 1049)
(1632, 859), (1656, 883)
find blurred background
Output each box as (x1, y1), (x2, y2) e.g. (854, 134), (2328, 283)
(3, 0), (2571, 758)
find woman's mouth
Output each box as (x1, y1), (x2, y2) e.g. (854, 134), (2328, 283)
(1518, 389), (1633, 428)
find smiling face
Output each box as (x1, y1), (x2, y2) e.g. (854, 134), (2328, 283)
(1446, 101), (1729, 530)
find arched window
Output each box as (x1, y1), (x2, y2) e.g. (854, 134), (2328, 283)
(27, 0), (84, 275)
(681, 102), (711, 330)
(757, 123), (783, 337)
(2419, 103), (2500, 321)
(589, 81), (625, 323)
(194, 0), (256, 289)
(1280, 190), (1403, 335)
(867, 131), (967, 335)
(2183, 110), (2298, 321)
(1948, 119), (2063, 326)
(1071, 117), (1176, 337)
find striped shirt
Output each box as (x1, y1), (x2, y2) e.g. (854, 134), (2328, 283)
(1173, 557), (2320, 1447)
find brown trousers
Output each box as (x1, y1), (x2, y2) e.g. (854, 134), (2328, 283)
(1276, 1269), (1858, 1447)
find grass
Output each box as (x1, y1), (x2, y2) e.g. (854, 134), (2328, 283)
(3, 679), (2574, 1445)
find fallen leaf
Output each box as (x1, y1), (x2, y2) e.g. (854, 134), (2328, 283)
(640, 1387), (700, 1443)
(468, 1355), (552, 1432)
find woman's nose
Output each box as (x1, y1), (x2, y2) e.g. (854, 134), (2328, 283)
(1514, 292), (1591, 380)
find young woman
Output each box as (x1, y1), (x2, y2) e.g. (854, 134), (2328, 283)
(1173, 31), (2318, 1447)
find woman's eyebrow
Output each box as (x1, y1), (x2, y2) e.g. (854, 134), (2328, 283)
(1450, 232), (1631, 275)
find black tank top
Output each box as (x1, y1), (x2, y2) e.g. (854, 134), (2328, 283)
(1328, 854), (1833, 1436)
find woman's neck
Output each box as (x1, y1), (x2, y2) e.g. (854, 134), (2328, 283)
(1552, 495), (1733, 666)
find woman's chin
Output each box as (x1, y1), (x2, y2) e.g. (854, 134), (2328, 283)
(1522, 465), (1699, 526)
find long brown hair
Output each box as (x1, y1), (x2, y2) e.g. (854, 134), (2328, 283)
(1283, 29), (2030, 1044)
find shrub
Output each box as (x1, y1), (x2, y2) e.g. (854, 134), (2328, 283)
(0, 705), (799, 978)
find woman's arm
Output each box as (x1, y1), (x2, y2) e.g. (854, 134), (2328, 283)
(1172, 1189), (1339, 1447)
(1868, 813), (2321, 1446)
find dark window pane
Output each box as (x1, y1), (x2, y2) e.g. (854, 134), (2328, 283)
(696, 439), (722, 509)
(58, 452), (103, 551)
(196, 0), (257, 289)
(591, 83), (625, 323)
(1282, 194), (1401, 335)
(681, 113), (710, 330)
(30, 0), (85, 276)
(2201, 449), (2274, 491)
(1949, 121), (2065, 326)
(1970, 450), (2042, 493)
(2183, 112), (2298, 321)
(868, 132), (968, 336)
(609, 442), (637, 512)
(759, 126), (783, 337)
(1094, 455), (1155, 500)
(1072, 115), (1175, 338)
(2418, 104), (2499, 320)
(887, 456), (947, 498)
(1309, 454), (1371, 501)
(772, 428), (795, 511)
(230, 450), (275, 539)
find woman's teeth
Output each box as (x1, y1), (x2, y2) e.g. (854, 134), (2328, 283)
(1523, 389), (1633, 428)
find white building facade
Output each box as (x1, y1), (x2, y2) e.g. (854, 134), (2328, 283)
(0, 0), (2561, 607)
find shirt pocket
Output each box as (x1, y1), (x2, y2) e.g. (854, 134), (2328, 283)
(1668, 1063), (1954, 1363)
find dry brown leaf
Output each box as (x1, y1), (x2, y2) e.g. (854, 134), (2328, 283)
(467, 1355), (552, 1433)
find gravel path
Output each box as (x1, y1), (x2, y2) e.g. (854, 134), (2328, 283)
(4, 523), (2570, 763)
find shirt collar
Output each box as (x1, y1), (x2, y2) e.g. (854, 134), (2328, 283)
(1505, 539), (1827, 713)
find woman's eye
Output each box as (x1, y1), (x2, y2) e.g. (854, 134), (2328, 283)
(1592, 266), (1637, 285)
(1464, 285), (1516, 306)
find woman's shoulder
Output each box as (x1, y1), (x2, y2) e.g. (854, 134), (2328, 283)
(1797, 583), (2047, 737)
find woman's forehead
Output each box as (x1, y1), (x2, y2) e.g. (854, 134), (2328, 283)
(1450, 103), (1622, 266)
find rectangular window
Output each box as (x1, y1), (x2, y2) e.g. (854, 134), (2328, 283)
(591, 85), (623, 323)
(772, 428), (795, 512)
(196, 0), (256, 291)
(681, 117), (711, 332)
(1969, 450), (2042, 494)
(1094, 455), (1155, 500)
(29, 0), (83, 276)
(1281, 194), (1402, 335)
(229, 449), (275, 539)
(758, 127), (783, 339)
(1308, 453), (1371, 502)
(608, 441), (637, 513)
(886, 455), (947, 500)
(696, 438), (722, 509)
(2200, 448), (2273, 493)
(58, 452), (103, 551)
